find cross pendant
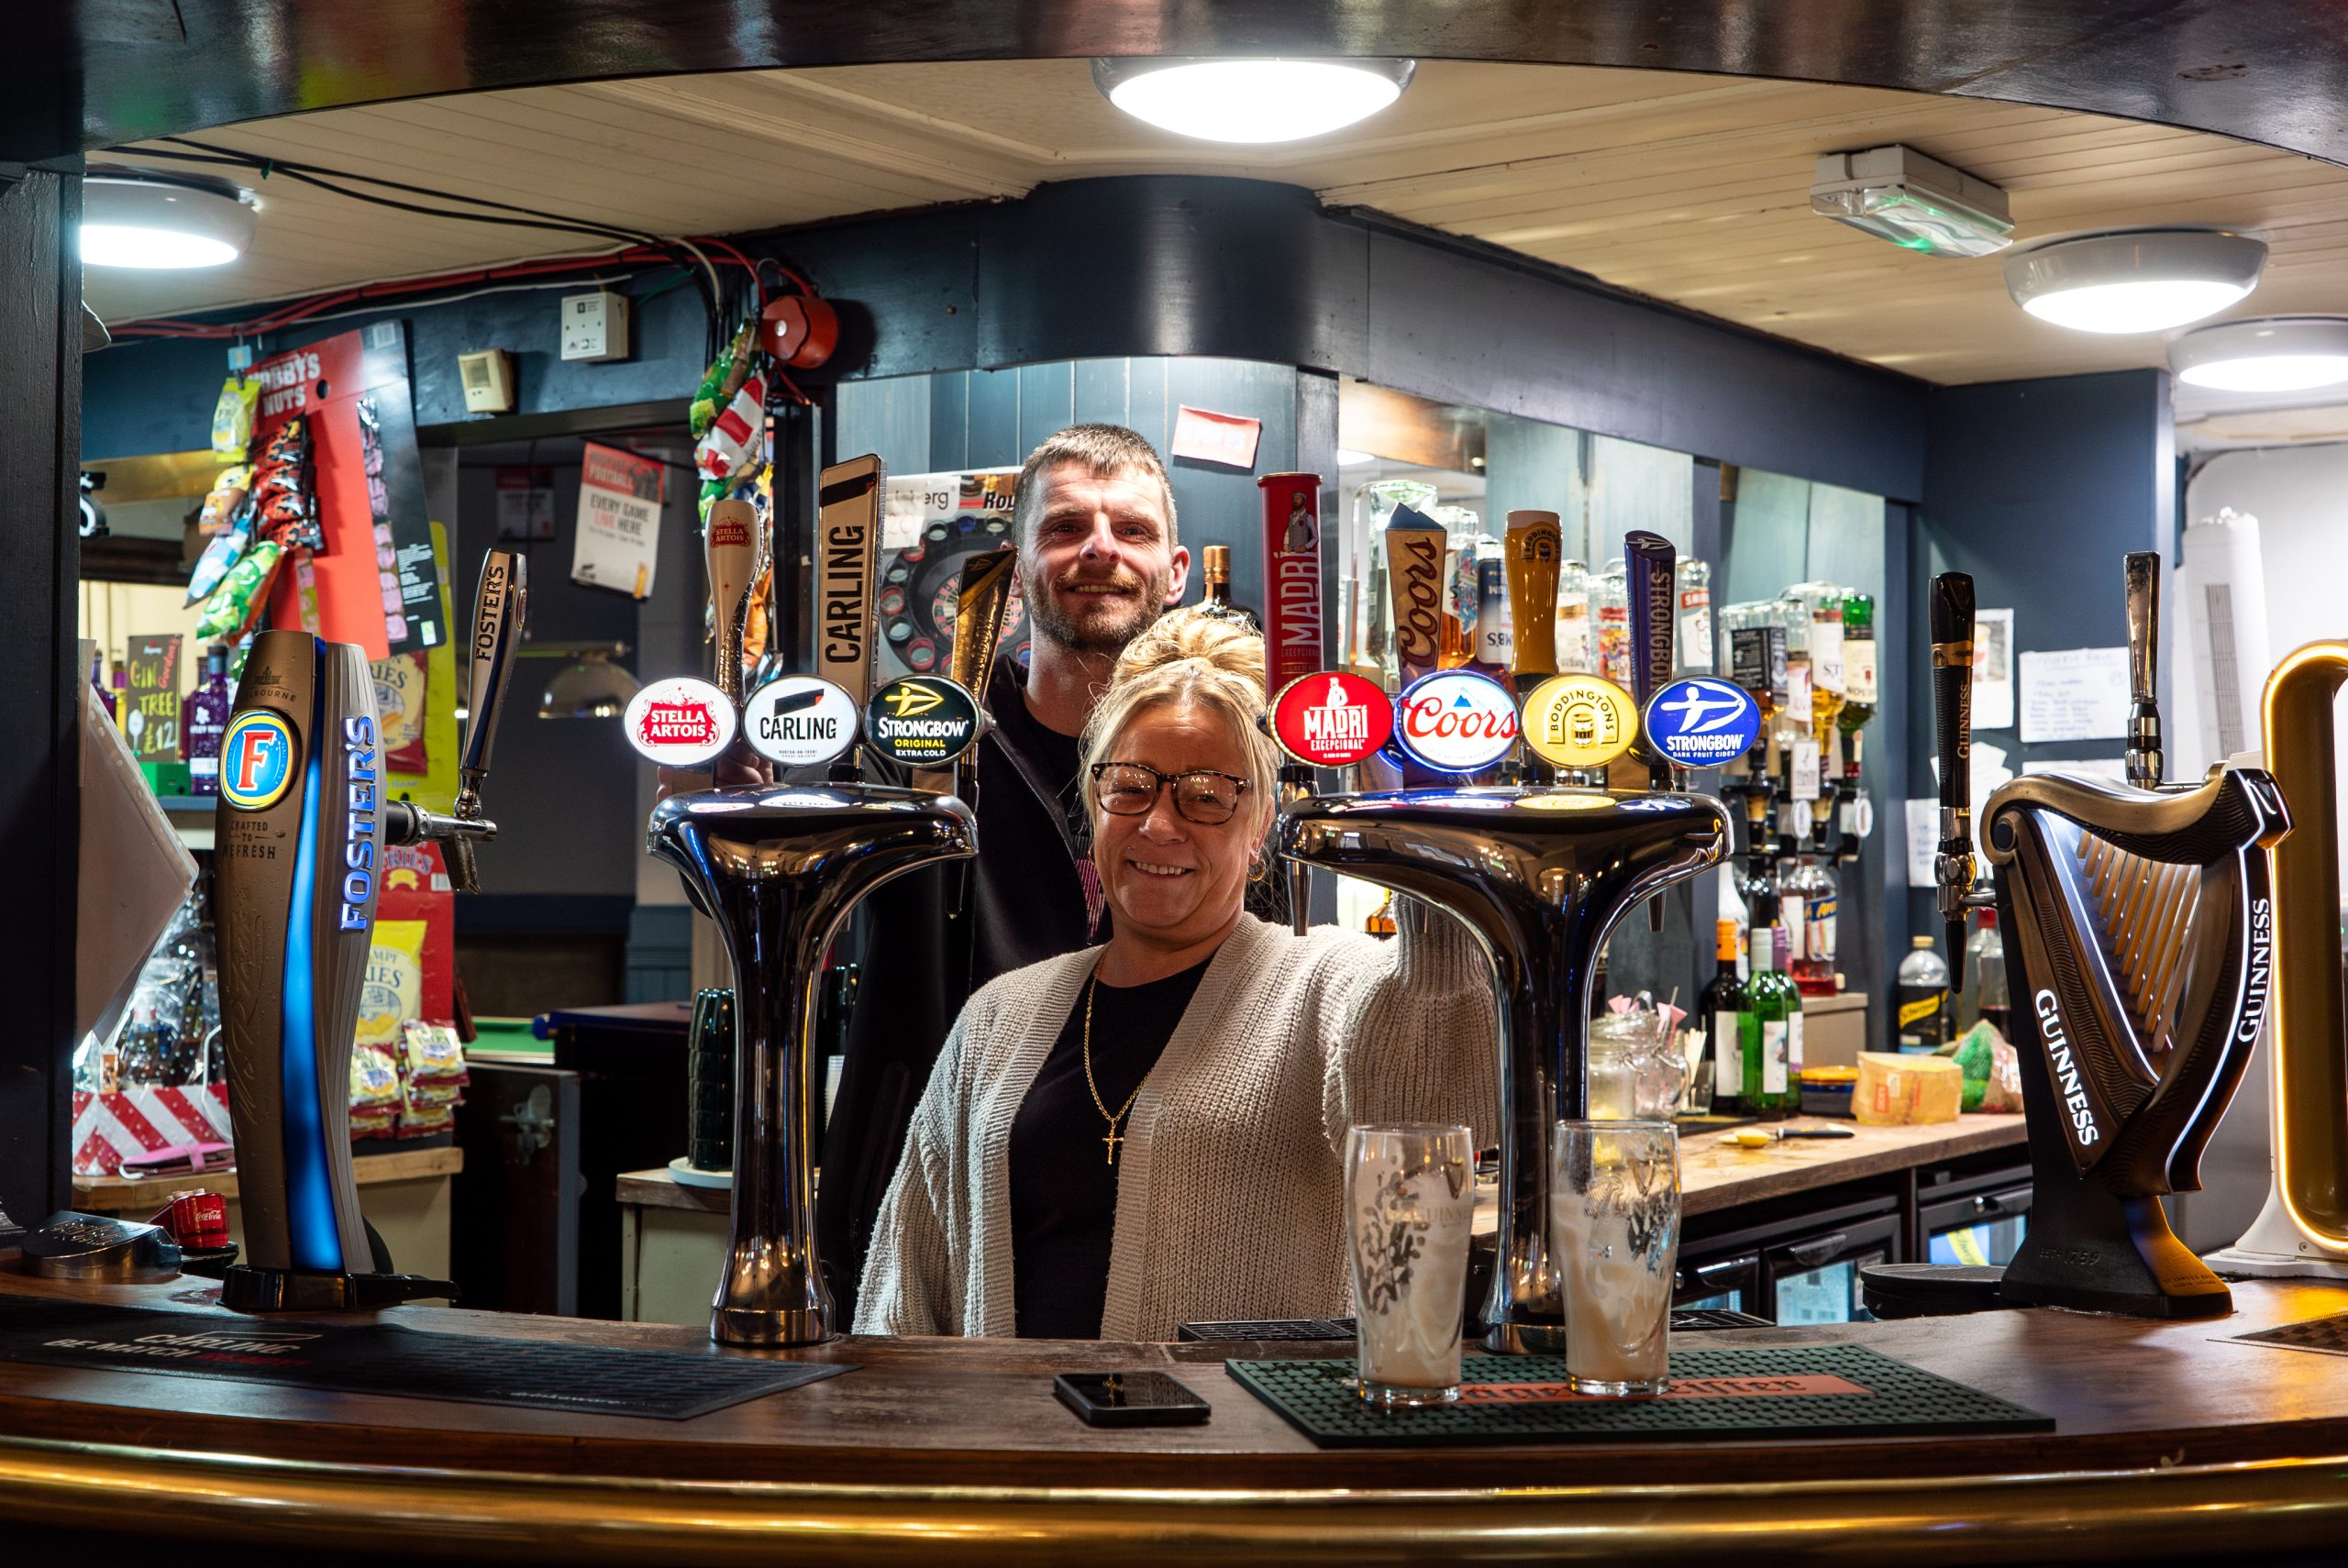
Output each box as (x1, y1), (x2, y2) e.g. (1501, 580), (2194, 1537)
(1102, 1129), (1124, 1165)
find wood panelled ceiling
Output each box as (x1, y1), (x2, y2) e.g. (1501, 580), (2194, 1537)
(89, 60), (2348, 387)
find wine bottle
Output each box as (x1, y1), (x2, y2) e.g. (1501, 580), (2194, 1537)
(1746, 917), (1798, 1118)
(1700, 918), (1746, 1117)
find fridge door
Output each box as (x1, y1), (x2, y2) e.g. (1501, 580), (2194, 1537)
(1765, 1212), (1902, 1324)
(1922, 1182), (2034, 1267)
(1674, 1251), (1760, 1313)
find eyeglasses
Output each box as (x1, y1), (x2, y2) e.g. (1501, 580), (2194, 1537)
(1089, 761), (1252, 825)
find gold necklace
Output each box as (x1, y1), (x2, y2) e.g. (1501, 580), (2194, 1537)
(1080, 976), (1146, 1166)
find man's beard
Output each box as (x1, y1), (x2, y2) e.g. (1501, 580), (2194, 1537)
(1024, 564), (1169, 654)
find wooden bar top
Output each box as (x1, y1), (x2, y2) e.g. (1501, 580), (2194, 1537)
(616, 1114), (2028, 1216)
(0, 1267), (2344, 1562)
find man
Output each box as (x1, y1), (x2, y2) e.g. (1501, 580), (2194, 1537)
(820, 425), (1188, 1316)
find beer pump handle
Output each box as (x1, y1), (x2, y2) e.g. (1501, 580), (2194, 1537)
(443, 549), (527, 892)
(2123, 550), (2164, 789)
(937, 547), (1018, 798)
(1931, 571), (1977, 964)
(1624, 530), (1677, 790)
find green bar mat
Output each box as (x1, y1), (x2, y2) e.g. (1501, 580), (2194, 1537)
(1227, 1344), (2052, 1447)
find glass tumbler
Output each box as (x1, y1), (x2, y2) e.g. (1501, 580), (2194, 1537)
(1346, 1122), (1476, 1409)
(1551, 1120), (1680, 1396)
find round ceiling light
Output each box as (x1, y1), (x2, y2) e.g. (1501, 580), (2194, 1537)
(1091, 58), (1414, 144)
(2003, 228), (2266, 334)
(2170, 316), (2348, 393)
(81, 171), (257, 269)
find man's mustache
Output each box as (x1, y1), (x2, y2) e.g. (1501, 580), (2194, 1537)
(1049, 569), (1146, 595)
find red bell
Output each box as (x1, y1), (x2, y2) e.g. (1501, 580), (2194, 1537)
(759, 294), (839, 370)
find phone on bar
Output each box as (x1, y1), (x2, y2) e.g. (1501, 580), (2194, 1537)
(1052, 1371), (1211, 1428)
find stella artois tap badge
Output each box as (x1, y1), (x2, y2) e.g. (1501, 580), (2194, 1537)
(1520, 673), (1639, 770)
(624, 677), (738, 767)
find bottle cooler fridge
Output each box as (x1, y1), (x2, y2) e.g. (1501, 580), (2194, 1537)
(1678, 1192), (1902, 1324)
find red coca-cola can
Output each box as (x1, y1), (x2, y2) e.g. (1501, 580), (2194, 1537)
(1257, 472), (1324, 694)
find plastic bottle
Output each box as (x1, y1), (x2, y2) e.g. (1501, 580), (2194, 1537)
(1895, 934), (1953, 1053)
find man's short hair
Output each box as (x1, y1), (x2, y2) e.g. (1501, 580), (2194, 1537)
(1011, 424), (1178, 549)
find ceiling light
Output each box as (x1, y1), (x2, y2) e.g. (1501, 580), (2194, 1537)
(2003, 229), (2265, 334)
(1811, 146), (2013, 259)
(1091, 58), (1414, 144)
(1335, 448), (1377, 466)
(80, 170), (257, 269)
(2171, 317), (2348, 393)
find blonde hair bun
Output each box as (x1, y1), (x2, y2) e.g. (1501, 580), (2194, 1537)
(1109, 604), (1267, 693)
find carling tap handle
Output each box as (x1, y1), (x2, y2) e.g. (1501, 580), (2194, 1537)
(2123, 550), (2164, 789)
(1624, 530), (1677, 789)
(1930, 571), (1976, 962)
(461, 549), (527, 789)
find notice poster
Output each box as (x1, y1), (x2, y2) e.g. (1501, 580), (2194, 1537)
(124, 634), (182, 763)
(571, 442), (664, 599)
(1971, 608), (2015, 732)
(252, 323), (445, 658)
(2018, 646), (2131, 744)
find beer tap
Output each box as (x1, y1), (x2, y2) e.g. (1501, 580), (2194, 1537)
(1383, 504), (1448, 786)
(1869, 559), (2288, 1321)
(1261, 475), (1326, 933)
(212, 548), (525, 1312)
(1930, 572), (1979, 967)
(1503, 511), (1562, 787)
(644, 453), (978, 1348)
(383, 551), (526, 887)
(1624, 530), (1680, 798)
(2122, 549), (2165, 790)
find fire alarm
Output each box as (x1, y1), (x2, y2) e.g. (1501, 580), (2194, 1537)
(458, 348), (515, 414)
(759, 295), (839, 370)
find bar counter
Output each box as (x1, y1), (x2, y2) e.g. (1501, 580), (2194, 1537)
(3, 1268), (2348, 1563)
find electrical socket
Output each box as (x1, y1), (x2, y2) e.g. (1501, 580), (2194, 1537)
(559, 291), (630, 363)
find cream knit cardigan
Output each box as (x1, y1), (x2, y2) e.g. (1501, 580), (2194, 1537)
(854, 907), (1498, 1340)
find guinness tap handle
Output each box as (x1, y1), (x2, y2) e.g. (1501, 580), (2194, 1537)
(1931, 571), (1977, 963)
(1624, 530), (1677, 790)
(2123, 550), (2164, 789)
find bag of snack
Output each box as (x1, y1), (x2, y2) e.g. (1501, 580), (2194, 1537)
(359, 920), (427, 1049)
(211, 376), (259, 459)
(195, 539), (284, 639)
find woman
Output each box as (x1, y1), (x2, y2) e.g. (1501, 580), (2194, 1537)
(856, 608), (1496, 1340)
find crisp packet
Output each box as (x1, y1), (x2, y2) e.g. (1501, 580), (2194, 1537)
(195, 539), (282, 639)
(360, 921), (427, 1048)
(211, 376), (258, 459)
(184, 523), (251, 607)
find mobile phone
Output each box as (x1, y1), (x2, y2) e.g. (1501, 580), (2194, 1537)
(1052, 1371), (1211, 1428)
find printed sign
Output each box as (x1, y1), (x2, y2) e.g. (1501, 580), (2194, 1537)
(1271, 671), (1393, 768)
(1521, 674), (1638, 770)
(124, 634), (183, 764)
(1169, 404), (1262, 469)
(220, 711), (299, 811)
(623, 677), (737, 767)
(1393, 668), (1519, 775)
(572, 441), (664, 599)
(864, 675), (980, 767)
(743, 676), (858, 767)
(1642, 677), (1763, 769)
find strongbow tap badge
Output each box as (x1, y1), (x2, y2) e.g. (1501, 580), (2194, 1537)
(623, 677), (738, 767)
(1395, 668), (1519, 775)
(220, 712), (298, 811)
(864, 676), (980, 767)
(1271, 672), (1393, 769)
(1642, 678), (1763, 768)
(744, 676), (858, 768)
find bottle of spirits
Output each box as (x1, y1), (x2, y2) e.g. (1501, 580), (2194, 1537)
(1553, 558), (1593, 673)
(1787, 848), (1839, 997)
(1745, 914), (1797, 1117)
(1594, 558), (1632, 687)
(1794, 582), (1846, 736)
(1700, 918), (1746, 1117)
(1468, 555), (1513, 685)
(1734, 792), (1775, 974)
(1894, 934), (1954, 1053)
(1961, 909), (2010, 1037)
(183, 642), (234, 797)
(1839, 591), (1876, 731)
(1675, 556), (1714, 677)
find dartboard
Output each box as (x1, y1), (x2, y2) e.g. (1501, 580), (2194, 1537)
(877, 513), (1031, 682)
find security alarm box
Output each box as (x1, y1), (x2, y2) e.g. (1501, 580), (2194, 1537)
(559, 291), (630, 363)
(459, 348), (515, 414)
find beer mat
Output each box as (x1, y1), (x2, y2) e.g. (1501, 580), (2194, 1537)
(1227, 1345), (2050, 1447)
(2230, 1312), (2348, 1358)
(0, 1297), (847, 1419)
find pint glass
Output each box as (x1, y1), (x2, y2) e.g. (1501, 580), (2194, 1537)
(1551, 1120), (1679, 1396)
(1346, 1123), (1476, 1408)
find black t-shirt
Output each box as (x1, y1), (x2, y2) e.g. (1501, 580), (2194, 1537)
(1009, 956), (1212, 1339)
(971, 654), (1108, 988)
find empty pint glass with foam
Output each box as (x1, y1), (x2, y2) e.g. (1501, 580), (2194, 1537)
(1346, 1123), (1476, 1409)
(1552, 1121), (1679, 1397)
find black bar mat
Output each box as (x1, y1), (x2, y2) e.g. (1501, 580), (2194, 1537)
(1228, 1345), (2050, 1447)
(0, 1297), (847, 1419)
(2232, 1311), (2348, 1358)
